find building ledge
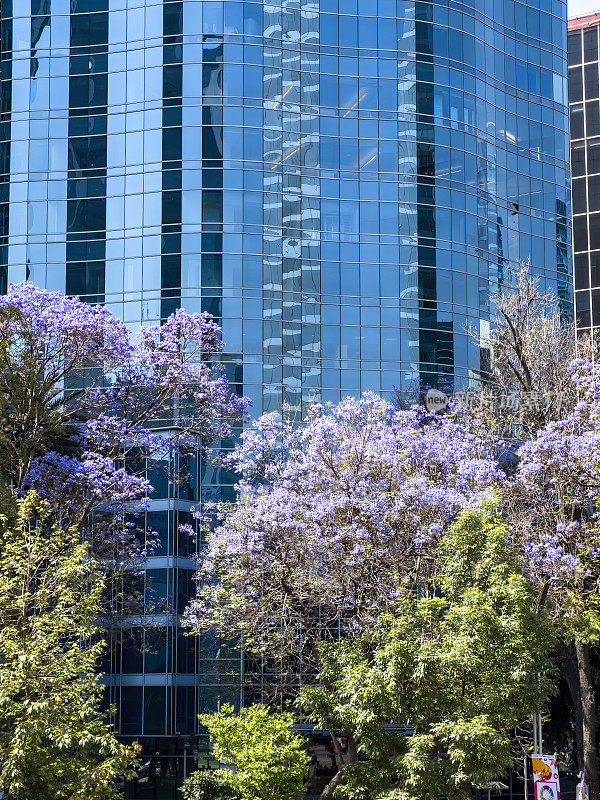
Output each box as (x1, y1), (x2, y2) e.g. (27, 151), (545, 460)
(569, 12), (600, 31)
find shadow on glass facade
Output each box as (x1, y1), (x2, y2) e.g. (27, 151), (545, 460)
(1, 0), (571, 796)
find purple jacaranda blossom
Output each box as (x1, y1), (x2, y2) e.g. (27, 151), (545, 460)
(0, 282), (249, 565)
(24, 451), (151, 514)
(511, 359), (600, 589)
(184, 392), (503, 666)
(0, 281), (132, 365)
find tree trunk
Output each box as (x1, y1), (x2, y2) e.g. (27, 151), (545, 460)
(319, 767), (348, 800)
(319, 732), (358, 800)
(561, 643), (584, 775)
(576, 640), (599, 800)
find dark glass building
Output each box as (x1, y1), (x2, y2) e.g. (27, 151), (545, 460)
(0, 0), (571, 796)
(569, 11), (600, 338)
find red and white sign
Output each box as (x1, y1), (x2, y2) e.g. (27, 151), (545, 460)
(532, 754), (561, 800)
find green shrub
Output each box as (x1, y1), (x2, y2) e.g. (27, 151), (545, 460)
(192, 704), (310, 800)
(180, 769), (239, 800)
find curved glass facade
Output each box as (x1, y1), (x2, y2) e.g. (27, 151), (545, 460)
(0, 0), (571, 793)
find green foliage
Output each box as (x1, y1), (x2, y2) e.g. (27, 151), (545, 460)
(300, 502), (556, 800)
(0, 494), (137, 800)
(180, 769), (240, 800)
(186, 704), (310, 800)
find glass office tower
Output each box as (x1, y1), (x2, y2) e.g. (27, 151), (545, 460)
(0, 0), (571, 796)
(569, 12), (600, 340)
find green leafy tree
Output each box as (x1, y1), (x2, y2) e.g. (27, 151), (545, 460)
(182, 704), (309, 800)
(0, 494), (138, 800)
(300, 503), (556, 800)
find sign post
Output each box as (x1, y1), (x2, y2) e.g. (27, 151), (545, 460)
(532, 755), (561, 800)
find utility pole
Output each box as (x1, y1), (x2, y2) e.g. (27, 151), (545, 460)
(532, 713), (543, 754)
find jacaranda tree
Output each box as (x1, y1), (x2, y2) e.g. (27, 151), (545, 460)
(185, 392), (503, 799)
(506, 359), (600, 800)
(299, 503), (555, 800)
(462, 264), (597, 790)
(0, 283), (247, 795)
(0, 281), (248, 570)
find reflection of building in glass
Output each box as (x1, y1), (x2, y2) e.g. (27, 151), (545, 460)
(0, 1), (571, 796)
(569, 12), (600, 339)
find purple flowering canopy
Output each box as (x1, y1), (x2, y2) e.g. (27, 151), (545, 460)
(507, 358), (600, 800)
(0, 282), (248, 564)
(512, 359), (600, 604)
(185, 392), (503, 677)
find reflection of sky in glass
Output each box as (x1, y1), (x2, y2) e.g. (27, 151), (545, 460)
(0, 0), (574, 744)
(570, 0), (600, 18)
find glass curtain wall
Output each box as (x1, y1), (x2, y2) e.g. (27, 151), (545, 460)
(0, 0), (11, 295)
(0, 0), (571, 796)
(569, 16), (600, 339)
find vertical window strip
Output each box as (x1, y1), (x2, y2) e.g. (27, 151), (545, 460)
(161, 0), (183, 322)
(0, 0), (12, 295)
(65, 2), (108, 303)
(201, 36), (224, 321)
(415, 16), (454, 386)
